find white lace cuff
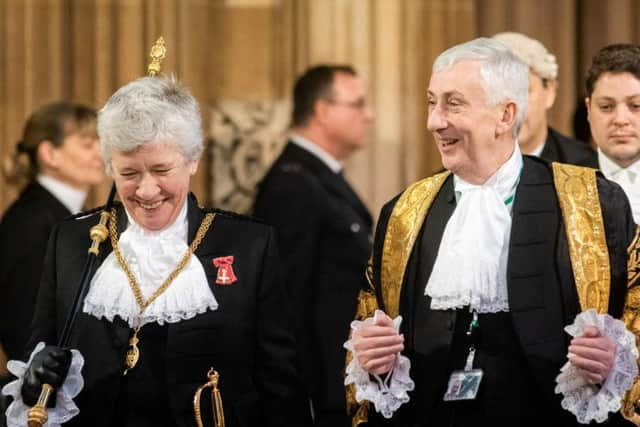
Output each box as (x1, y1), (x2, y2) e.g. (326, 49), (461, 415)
(1, 342), (85, 427)
(343, 309), (415, 419)
(555, 309), (638, 424)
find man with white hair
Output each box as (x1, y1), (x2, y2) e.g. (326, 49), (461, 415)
(493, 31), (597, 167)
(343, 38), (639, 426)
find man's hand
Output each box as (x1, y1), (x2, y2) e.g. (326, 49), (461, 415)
(351, 312), (404, 375)
(568, 326), (616, 385)
(21, 346), (71, 407)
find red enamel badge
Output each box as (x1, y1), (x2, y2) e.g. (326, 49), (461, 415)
(213, 256), (238, 285)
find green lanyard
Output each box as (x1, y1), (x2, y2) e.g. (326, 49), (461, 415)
(503, 166), (523, 207)
(464, 311), (479, 371)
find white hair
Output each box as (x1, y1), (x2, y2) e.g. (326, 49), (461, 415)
(98, 75), (203, 173)
(492, 32), (558, 80)
(433, 37), (529, 138)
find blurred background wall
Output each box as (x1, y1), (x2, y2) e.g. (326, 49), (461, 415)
(1, 0), (640, 220)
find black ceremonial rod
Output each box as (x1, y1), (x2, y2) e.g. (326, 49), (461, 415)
(25, 184), (117, 427)
(26, 36), (167, 427)
(58, 183), (116, 347)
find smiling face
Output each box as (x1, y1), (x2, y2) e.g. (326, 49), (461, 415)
(110, 141), (197, 231)
(427, 59), (516, 184)
(587, 71), (640, 168)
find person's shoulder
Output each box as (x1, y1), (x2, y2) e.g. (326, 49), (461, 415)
(547, 162), (629, 215)
(548, 127), (598, 167)
(0, 183), (68, 229)
(255, 143), (331, 208)
(50, 205), (105, 236)
(594, 169), (627, 197)
(202, 206), (265, 225)
(380, 170), (452, 216)
(261, 143), (323, 183)
(200, 206), (279, 248)
(200, 205), (276, 236)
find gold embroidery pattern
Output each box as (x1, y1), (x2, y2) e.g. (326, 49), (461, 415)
(381, 171), (450, 318)
(552, 163), (610, 314)
(346, 172), (449, 426)
(346, 257), (378, 426)
(629, 226), (640, 289)
(622, 226), (640, 424)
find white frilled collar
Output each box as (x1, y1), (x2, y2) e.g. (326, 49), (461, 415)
(83, 200), (218, 328)
(425, 143), (523, 313)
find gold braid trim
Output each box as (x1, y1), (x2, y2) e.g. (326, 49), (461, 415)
(552, 163), (610, 314)
(345, 256), (378, 427)
(109, 209), (216, 312)
(622, 226), (640, 425)
(346, 172), (450, 426)
(381, 171), (450, 318)
(629, 226), (640, 289)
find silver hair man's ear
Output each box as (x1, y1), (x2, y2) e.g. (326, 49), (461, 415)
(492, 32), (558, 80)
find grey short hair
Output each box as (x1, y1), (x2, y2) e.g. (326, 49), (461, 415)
(98, 76), (203, 173)
(433, 37), (529, 139)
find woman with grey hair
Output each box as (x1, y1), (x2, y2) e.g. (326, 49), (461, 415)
(2, 76), (311, 427)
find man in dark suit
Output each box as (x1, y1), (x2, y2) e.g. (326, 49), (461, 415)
(345, 38), (639, 426)
(253, 64), (374, 426)
(493, 32), (597, 167)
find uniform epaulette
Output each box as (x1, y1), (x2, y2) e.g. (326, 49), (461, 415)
(63, 205), (107, 221)
(201, 206), (265, 224)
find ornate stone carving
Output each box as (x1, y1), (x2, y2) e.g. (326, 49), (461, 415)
(208, 99), (291, 213)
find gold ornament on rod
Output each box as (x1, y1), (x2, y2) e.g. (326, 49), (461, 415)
(147, 36), (166, 77)
(26, 35), (168, 427)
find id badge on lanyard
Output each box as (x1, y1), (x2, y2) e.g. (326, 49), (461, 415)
(443, 310), (483, 401)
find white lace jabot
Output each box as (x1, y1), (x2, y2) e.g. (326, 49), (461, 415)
(425, 143), (523, 313)
(83, 201), (218, 328)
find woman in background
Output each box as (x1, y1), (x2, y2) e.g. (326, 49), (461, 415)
(0, 101), (103, 363)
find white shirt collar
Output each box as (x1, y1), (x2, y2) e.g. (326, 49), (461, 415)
(36, 174), (87, 214)
(290, 133), (343, 174)
(453, 142), (523, 213)
(530, 141), (546, 157)
(598, 149), (640, 182)
(598, 149), (640, 224)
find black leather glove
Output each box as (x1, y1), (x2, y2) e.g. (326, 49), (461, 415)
(21, 346), (71, 407)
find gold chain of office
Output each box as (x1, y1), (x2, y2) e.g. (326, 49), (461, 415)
(108, 208), (215, 374)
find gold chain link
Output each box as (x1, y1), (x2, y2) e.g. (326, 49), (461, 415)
(108, 208), (215, 314)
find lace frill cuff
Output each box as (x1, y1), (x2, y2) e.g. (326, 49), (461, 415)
(555, 309), (639, 424)
(343, 310), (415, 419)
(1, 342), (85, 427)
